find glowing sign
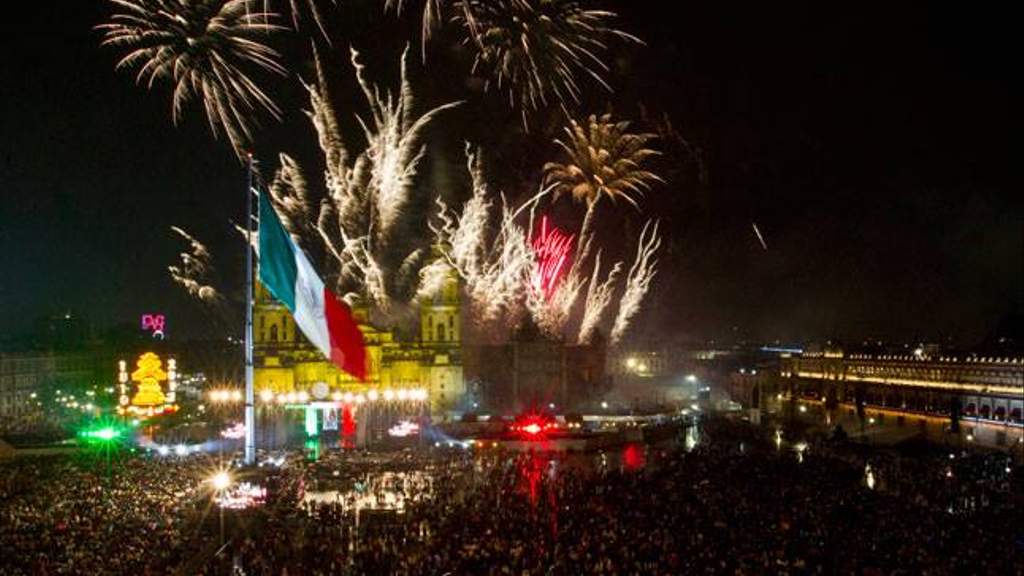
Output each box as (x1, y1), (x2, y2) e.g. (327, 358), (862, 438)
(388, 421), (420, 437)
(216, 482), (267, 509)
(141, 314), (166, 339)
(117, 352), (178, 417)
(131, 352), (167, 407)
(221, 422), (246, 439)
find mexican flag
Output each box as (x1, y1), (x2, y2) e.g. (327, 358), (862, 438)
(258, 191), (367, 380)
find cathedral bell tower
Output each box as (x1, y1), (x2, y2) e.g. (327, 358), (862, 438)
(420, 273), (460, 346)
(419, 265), (464, 416)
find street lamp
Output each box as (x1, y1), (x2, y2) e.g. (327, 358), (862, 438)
(211, 471), (232, 491)
(209, 470), (232, 546)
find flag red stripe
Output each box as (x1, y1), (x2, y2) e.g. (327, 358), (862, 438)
(322, 287), (368, 381)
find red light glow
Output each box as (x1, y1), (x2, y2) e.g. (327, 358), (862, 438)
(622, 443), (645, 471)
(341, 404), (356, 449)
(512, 414), (555, 440)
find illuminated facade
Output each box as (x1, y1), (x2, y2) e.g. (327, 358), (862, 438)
(0, 352), (97, 428)
(254, 275), (465, 416)
(780, 350), (1024, 423)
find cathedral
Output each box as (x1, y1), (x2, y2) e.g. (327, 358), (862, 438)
(253, 273), (466, 417)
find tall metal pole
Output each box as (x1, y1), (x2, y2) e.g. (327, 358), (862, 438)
(244, 153), (256, 465)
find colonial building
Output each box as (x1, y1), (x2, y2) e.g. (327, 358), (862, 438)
(0, 351), (98, 430)
(253, 275), (466, 417)
(464, 323), (608, 413)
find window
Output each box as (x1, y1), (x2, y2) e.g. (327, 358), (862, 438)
(437, 324), (446, 342)
(270, 324), (279, 342)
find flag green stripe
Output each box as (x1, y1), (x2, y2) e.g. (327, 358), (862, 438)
(258, 191), (297, 310)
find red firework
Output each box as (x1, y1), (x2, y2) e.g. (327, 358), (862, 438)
(531, 216), (574, 301)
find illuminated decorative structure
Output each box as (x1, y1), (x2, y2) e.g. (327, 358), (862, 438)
(130, 353), (166, 407)
(118, 352), (179, 417)
(118, 360), (130, 410)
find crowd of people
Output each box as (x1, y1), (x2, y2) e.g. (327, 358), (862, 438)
(1, 417), (1020, 575)
(0, 449), (232, 574)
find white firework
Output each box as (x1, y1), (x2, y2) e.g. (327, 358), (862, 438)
(578, 250), (622, 344)
(429, 148), (534, 329)
(527, 264), (583, 339)
(168, 226), (222, 303)
(98, 0), (287, 157)
(267, 153), (316, 245)
(610, 220), (661, 344)
(384, 0), (446, 58)
(281, 44), (461, 312)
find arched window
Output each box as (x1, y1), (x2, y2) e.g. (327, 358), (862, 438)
(437, 324), (446, 342)
(270, 324), (279, 342)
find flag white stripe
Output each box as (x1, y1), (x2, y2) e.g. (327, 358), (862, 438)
(289, 242), (332, 358)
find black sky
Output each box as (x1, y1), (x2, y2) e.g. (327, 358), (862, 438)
(0, 1), (1019, 348)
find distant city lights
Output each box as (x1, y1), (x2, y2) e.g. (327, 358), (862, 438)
(253, 387), (429, 405)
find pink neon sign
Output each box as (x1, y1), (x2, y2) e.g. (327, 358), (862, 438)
(141, 314), (166, 338)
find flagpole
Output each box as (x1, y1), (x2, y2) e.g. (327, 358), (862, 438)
(244, 152), (256, 466)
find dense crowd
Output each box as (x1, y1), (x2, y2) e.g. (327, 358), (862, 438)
(0, 450), (238, 575)
(1, 418), (1021, 575)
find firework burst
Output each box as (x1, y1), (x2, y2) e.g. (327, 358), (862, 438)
(545, 113), (661, 210)
(168, 226), (222, 303)
(577, 250), (621, 344)
(277, 45), (462, 313)
(529, 216), (574, 302)
(429, 147), (534, 331)
(453, 0), (641, 124)
(98, 0), (286, 157)
(384, 0), (445, 58)
(611, 220), (661, 344)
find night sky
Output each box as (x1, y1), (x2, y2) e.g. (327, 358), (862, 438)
(0, 1), (1018, 348)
